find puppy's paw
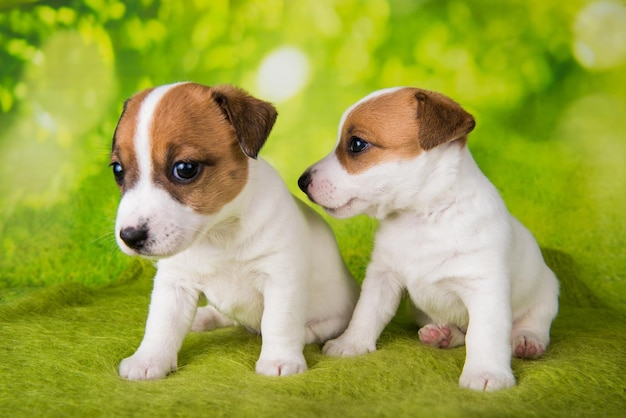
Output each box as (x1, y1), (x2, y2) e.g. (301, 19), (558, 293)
(459, 369), (516, 392)
(255, 354), (307, 377)
(419, 324), (466, 349)
(511, 332), (546, 359)
(322, 335), (376, 357)
(190, 305), (235, 332)
(119, 352), (176, 380)
(419, 324), (452, 348)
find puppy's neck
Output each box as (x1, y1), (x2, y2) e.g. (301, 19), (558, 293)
(188, 159), (255, 247)
(388, 140), (483, 219)
(197, 158), (269, 248)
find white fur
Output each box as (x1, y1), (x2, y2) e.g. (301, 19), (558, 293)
(134, 83), (185, 181)
(303, 89), (559, 391)
(115, 86), (357, 379)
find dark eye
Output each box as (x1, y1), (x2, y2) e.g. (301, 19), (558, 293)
(172, 161), (200, 182)
(348, 136), (369, 154)
(111, 162), (124, 184)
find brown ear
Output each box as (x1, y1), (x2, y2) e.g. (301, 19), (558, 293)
(211, 85), (278, 159)
(415, 90), (475, 150)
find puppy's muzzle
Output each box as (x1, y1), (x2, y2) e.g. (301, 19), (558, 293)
(119, 225), (149, 251)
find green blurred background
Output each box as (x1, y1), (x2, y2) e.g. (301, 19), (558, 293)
(1, 0), (625, 310)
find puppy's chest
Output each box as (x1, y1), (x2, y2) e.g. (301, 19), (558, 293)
(375, 216), (474, 279)
(373, 216), (478, 325)
(165, 247), (266, 325)
(200, 260), (265, 328)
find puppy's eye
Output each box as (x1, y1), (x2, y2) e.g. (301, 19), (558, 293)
(111, 162), (124, 184)
(173, 161), (200, 182)
(348, 136), (369, 154)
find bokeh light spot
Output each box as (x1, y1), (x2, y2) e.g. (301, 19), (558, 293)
(0, 29), (117, 209)
(256, 47), (310, 103)
(573, 1), (626, 70)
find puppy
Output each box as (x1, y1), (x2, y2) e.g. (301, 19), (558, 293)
(110, 82), (357, 379)
(298, 87), (559, 391)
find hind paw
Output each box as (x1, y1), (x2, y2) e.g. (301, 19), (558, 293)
(512, 333), (546, 358)
(418, 324), (467, 349)
(419, 324), (452, 348)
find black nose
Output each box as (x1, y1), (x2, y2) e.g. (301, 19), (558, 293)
(119, 225), (149, 250)
(298, 171), (312, 193)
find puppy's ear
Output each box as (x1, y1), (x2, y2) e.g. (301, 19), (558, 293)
(415, 90), (475, 150)
(211, 85), (278, 159)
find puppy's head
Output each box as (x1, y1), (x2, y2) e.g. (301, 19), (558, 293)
(110, 82), (277, 257)
(298, 87), (475, 219)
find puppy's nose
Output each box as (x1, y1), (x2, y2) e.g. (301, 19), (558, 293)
(119, 225), (149, 250)
(298, 171), (312, 193)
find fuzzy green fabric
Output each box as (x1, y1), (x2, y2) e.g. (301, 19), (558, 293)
(1, 132), (625, 416)
(0, 257), (625, 417)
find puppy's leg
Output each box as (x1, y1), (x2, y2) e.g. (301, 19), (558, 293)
(191, 305), (236, 332)
(255, 270), (308, 377)
(458, 279), (516, 392)
(418, 324), (465, 349)
(305, 315), (351, 344)
(323, 270), (404, 356)
(512, 269), (559, 358)
(119, 273), (198, 380)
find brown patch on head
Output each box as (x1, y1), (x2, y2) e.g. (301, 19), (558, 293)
(337, 88), (422, 174)
(336, 88), (475, 174)
(110, 88), (153, 192)
(149, 83), (277, 214)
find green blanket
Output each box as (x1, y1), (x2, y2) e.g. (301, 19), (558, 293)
(1, 257), (625, 418)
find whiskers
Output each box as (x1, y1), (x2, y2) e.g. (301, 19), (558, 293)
(159, 228), (200, 256)
(90, 213), (121, 256)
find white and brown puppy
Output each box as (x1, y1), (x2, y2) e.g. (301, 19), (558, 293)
(298, 87), (559, 391)
(111, 82), (357, 379)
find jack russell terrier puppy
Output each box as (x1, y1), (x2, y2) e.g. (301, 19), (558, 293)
(298, 87), (559, 391)
(110, 82), (357, 379)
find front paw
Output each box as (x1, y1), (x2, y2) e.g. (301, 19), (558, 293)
(459, 369), (516, 392)
(322, 335), (376, 357)
(255, 354), (307, 376)
(119, 351), (177, 380)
